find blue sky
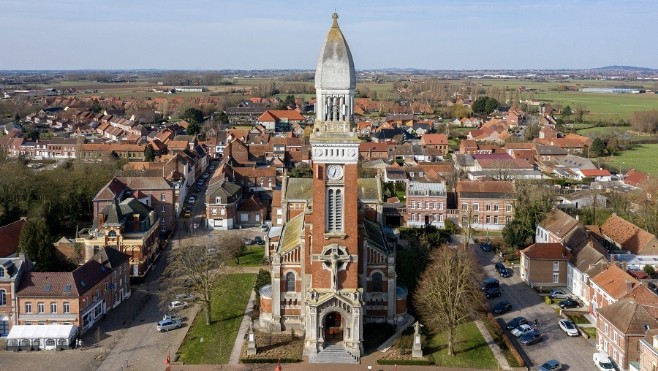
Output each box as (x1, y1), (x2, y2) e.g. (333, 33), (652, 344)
(0, 0), (655, 70)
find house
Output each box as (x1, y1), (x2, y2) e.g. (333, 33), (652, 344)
(455, 180), (516, 230)
(0, 219), (27, 258)
(557, 190), (608, 210)
(578, 169), (613, 182)
(567, 237), (609, 304)
(589, 264), (639, 315)
(257, 110), (306, 133)
(236, 194), (267, 227)
(0, 255), (29, 336)
(535, 209), (588, 247)
(15, 253), (129, 334)
(596, 299), (658, 370)
(406, 181), (447, 228)
(419, 133), (449, 157)
(359, 142), (389, 161)
(638, 329), (658, 371)
(520, 243), (571, 288)
(600, 214), (658, 255)
(625, 169), (650, 188)
(205, 177), (242, 230)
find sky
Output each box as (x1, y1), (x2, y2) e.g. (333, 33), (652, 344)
(0, 0), (656, 71)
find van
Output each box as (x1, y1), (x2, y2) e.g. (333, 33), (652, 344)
(480, 278), (500, 291)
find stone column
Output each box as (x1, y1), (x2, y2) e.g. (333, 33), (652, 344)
(387, 256), (396, 321)
(271, 255), (282, 330)
(246, 321), (257, 355)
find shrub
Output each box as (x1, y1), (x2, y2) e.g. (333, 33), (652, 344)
(240, 358), (301, 364)
(377, 358), (433, 366)
(544, 296), (553, 305)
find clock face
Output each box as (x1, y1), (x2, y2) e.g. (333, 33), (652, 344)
(327, 164), (344, 180)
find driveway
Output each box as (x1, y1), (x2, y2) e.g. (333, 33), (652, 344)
(471, 242), (597, 370)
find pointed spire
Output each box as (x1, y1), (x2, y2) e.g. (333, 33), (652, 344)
(332, 12), (339, 28)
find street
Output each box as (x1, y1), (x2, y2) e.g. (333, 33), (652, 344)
(471, 241), (598, 370)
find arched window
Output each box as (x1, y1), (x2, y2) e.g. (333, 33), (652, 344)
(286, 272), (295, 292)
(0, 290), (5, 306)
(372, 272), (383, 292)
(108, 230), (117, 237)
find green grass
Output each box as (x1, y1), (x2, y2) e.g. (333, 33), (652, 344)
(394, 190), (407, 202)
(534, 90), (658, 122)
(604, 144), (658, 176)
(567, 314), (591, 325)
(178, 273), (257, 364)
(429, 321), (498, 369)
(227, 245), (265, 267)
(581, 327), (597, 339)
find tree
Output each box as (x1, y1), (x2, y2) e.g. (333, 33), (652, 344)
(288, 162), (313, 178)
(414, 247), (485, 356)
(278, 95), (296, 109)
(19, 218), (56, 271)
(89, 99), (102, 114)
(471, 96), (498, 115)
(629, 110), (658, 134)
(574, 104), (587, 123)
(589, 138), (606, 157)
(449, 104), (470, 119)
(182, 107), (204, 124)
(524, 124), (541, 141)
(502, 181), (555, 248)
(644, 264), (656, 278)
(562, 105), (573, 117)
(186, 120), (201, 136)
(14, 113), (20, 122)
(26, 128), (40, 141)
(161, 233), (246, 325)
(143, 144), (156, 162)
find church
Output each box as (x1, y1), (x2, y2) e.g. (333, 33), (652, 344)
(258, 14), (408, 362)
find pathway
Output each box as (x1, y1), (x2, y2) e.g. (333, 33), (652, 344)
(474, 319), (511, 370)
(229, 290), (257, 364)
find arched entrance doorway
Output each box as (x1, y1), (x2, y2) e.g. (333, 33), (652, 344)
(323, 311), (343, 343)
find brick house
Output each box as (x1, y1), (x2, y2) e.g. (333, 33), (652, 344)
(520, 243), (571, 288)
(15, 250), (129, 334)
(405, 181), (447, 228)
(638, 329), (658, 371)
(237, 194), (267, 227)
(205, 177), (242, 230)
(600, 214), (658, 255)
(0, 255), (29, 337)
(535, 209), (588, 246)
(567, 238), (609, 305)
(359, 142), (389, 161)
(589, 264), (639, 315)
(455, 180), (516, 231)
(0, 219), (27, 258)
(596, 299), (658, 370)
(419, 133), (449, 157)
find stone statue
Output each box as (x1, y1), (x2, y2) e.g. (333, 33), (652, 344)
(330, 253), (339, 291)
(412, 321), (424, 358)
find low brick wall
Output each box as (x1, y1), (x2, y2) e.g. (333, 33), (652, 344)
(486, 313), (525, 368)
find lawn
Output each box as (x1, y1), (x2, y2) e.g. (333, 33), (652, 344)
(428, 321), (498, 369)
(567, 313), (591, 325)
(227, 245), (265, 267)
(604, 144), (658, 176)
(581, 327), (597, 339)
(178, 273), (257, 364)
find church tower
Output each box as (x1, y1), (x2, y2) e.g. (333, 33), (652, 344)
(258, 14), (407, 363)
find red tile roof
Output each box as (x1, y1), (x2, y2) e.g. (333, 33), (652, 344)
(591, 264), (639, 300)
(522, 243), (571, 260)
(624, 169), (650, 187)
(0, 219), (27, 258)
(601, 213), (658, 254)
(420, 134), (448, 146)
(580, 169), (612, 177)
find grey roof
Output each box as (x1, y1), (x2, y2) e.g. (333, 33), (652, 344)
(535, 144), (568, 156)
(407, 181), (446, 196)
(357, 178), (381, 202)
(315, 13), (356, 90)
(364, 218), (388, 254)
(556, 155), (597, 170)
(206, 178), (242, 204)
(453, 153), (476, 167)
(284, 178), (313, 202)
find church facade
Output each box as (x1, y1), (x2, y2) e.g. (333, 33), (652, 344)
(259, 14), (408, 360)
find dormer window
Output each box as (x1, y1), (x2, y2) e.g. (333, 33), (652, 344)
(0, 269), (4, 278)
(108, 230), (117, 238)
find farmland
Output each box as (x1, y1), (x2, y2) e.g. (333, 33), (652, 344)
(604, 144), (658, 176)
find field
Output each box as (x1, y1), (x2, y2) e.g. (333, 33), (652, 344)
(534, 90), (658, 122)
(604, 144), (658, 176)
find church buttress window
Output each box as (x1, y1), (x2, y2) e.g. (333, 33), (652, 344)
(372, 272), (383, 292)
(285, 272), (295, 292)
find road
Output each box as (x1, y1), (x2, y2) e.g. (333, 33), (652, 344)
(471, 241), (597, 370)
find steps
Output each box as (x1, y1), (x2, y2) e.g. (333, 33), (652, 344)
(309, 344), (359, 364)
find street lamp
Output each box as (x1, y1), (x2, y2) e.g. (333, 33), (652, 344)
(619, 162), (625, 180)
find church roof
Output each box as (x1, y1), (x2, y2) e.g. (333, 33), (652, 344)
(364, 218), (388, 254)
(357, 178), (381, 202)
(279, 212), (305, 254)
(315, 13), (356, 91)
(284, 178), (313, 202)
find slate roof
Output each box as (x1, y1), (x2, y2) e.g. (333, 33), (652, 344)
(92, 246), (130, 270)
(206, 178), (242, 204)
(591, 264), (639, 300)
(364, 218), (388, 254)
(539, 209), (582, 240)
(597, 298), (658, 334)
(522, 243), (571, 260)
(18, 259), (111, 298)
(456, 180), (516, 198)
(0, 219), (27, 258)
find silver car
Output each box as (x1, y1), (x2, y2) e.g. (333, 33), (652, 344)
(157, 319), (181, 332)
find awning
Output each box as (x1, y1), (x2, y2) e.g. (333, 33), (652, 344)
(7, 324), (78, 340)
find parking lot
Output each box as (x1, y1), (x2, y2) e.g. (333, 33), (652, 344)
(472, 242), (598, 370)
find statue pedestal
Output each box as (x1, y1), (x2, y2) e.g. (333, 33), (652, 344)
(412, 334), (423, 358)
(246, 333), (257, 355)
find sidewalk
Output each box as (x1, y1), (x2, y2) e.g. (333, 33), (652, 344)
(474, 319), (511, 371)
(228, 290), (257, 364)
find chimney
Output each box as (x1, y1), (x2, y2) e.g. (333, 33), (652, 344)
(133, 214), (140, 231)
(98, 213), (104, 228)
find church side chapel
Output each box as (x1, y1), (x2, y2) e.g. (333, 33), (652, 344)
(258, 14), (408, 363)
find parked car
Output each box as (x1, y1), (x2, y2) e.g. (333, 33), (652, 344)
(480, 242), (493, 252)
(550, 289), (570, 299)
(175, 293), (196, 302)
(197, 180), (204, 187)
(188, 196), (196, 204)
(183, 207), (191, 218)
(480, 278), (500, 291)
(202, 173), (209, 179)
(157, 319), (182, 332)
(538, 359), (562, 371)
(593, 352), (614, 370)
(260, 224), (269, 232)
(519, 330), (542, 345)
(495, 262), (511, 278)
(168, 300), (189, 311)
(493, 301), (512, 314)
(511, 324), (534, 337)
(559, 298), (579, 309)
(162, 313), (182, 322)
(486, 287), (502, 299)
(244, 238), (255, 245)
(506, 317), (528, 330)
(558, 319), (579, 337)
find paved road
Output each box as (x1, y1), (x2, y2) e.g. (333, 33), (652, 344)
(471, 242), (597, 370)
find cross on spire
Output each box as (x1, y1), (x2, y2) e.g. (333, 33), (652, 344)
(332, 12), (339, 28)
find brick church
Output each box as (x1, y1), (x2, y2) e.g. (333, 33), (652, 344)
(258, 14), (408, 362)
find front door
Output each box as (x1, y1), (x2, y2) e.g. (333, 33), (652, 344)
(324, 312), (343, 343)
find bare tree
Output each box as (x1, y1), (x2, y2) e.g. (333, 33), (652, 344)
(160, 232), (247, 326)
(413, 247), (485, 356)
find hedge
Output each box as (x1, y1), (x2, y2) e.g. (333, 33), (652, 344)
(377, 358), (434, 366)
(240, 358), (302, 364)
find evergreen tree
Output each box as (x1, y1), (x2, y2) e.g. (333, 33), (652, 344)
(144, 144), (156, 162)
(19, 218), (56, 271)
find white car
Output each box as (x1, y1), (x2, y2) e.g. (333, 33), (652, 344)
(168, 300), (189, 311)
(157, 319), (181, 332)
(593, 352), (614, 370)
(558, 319), (580, 337)
(175, 293), (197, 302)
(549, 289), (570, 299)
(162, 313), (182, 322)
(511, 324), (534, 337)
